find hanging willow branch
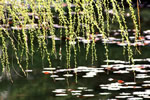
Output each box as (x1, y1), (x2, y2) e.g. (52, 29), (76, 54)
(0, 0), (139, 78)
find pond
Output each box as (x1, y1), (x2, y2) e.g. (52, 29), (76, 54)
(1, 2), (150, 100)
(2, 57), (150, 100)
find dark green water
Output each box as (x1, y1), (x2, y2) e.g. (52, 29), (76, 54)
(1, 40), (150, 100)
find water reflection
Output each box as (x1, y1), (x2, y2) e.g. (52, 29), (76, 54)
(1, 3), (150, 100)
(1, 58), (150, 100)
(46, 59), (150, 99)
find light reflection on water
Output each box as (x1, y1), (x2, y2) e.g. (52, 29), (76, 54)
(42, 59), (150, 99)
(0, 58), (149, 100)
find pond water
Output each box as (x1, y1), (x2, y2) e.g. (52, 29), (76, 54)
(1, 60), (150, 100)
(1, 2), (150, 100)
(1, 29), (150, 100)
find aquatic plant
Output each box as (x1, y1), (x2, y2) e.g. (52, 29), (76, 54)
(0, 0), (140, 80)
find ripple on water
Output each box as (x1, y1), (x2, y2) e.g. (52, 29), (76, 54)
(99, 92), (111, 95)
(83, 94), (94, 97)
(54, 78), (65, 81)
(115, 95), (134, 99)
(55, 94), (68, 97)
(40, 60), (150, 99)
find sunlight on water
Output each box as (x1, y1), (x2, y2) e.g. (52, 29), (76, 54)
(38, 59), (150, 99)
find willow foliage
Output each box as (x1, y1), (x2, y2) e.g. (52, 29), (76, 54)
(0, 0), (139, 79)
